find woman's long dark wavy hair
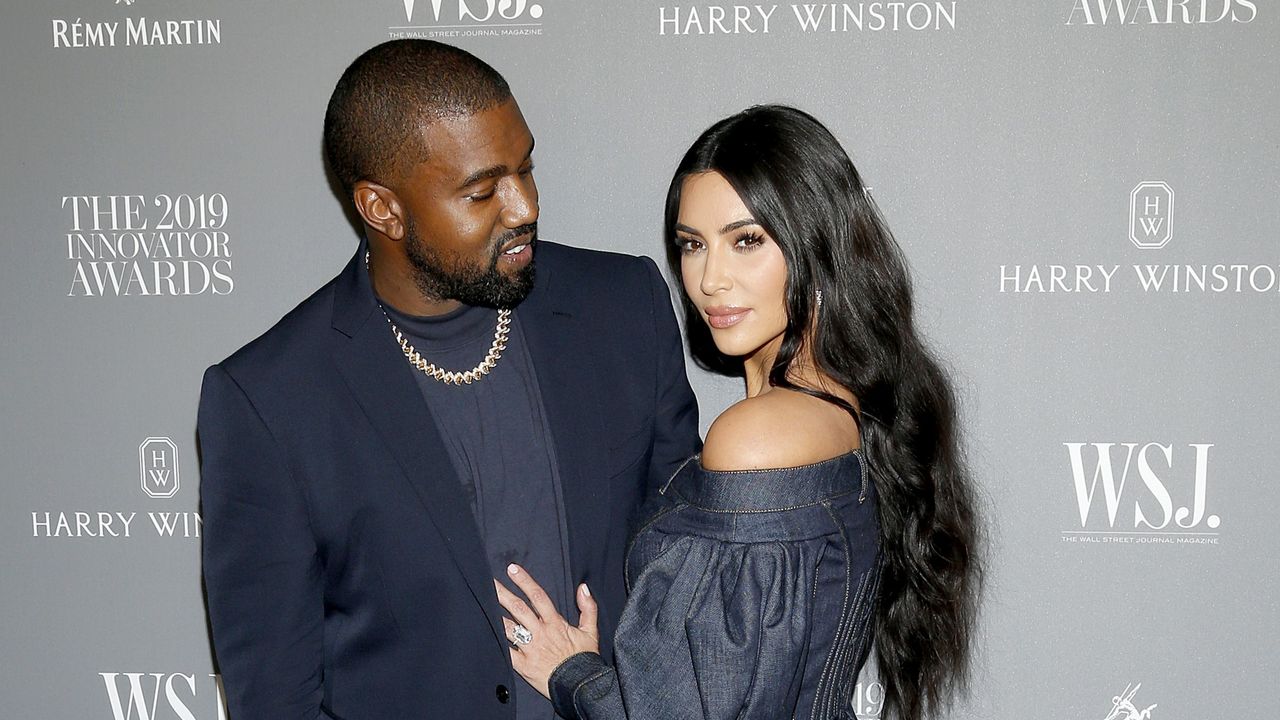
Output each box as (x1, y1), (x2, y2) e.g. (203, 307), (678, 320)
(664, 105), (982, 720)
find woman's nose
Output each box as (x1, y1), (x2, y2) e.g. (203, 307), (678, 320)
(699, 246), (732, 296)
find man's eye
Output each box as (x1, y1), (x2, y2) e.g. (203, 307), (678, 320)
(467, 190), (495, 202)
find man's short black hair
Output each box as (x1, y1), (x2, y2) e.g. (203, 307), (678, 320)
(323, 39), (512, 197)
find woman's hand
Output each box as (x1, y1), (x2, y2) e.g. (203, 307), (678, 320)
(493, 564), (599, 699)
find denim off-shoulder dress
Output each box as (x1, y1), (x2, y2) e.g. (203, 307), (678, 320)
(548, 450), (882, 720)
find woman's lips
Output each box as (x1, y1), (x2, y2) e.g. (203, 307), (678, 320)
(704, 306), (751, 329)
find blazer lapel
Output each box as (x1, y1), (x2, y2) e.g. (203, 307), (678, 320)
(515, 259), (611, 579)
(329, 243), (507, 649)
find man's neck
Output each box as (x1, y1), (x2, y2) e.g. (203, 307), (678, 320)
(367, 253), (460, 316)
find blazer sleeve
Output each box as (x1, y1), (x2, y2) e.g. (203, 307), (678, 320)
(640, 256), (701, 492)
(547, 537), (818, 720)
(198, 364), (326, 719)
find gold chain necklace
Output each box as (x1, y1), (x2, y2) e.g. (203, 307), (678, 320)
(367, 251), (511, 385)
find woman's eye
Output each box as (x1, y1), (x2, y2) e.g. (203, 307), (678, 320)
(735, 232), (764, 250)
(676, 236), (703, 254)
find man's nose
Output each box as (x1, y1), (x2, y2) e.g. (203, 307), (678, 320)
(500, 177), (538, 228)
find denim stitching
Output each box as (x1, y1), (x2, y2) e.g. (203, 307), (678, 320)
(571, 667), (616, 718)
(669, 488), (858, 515)
(834, 563), (877, 716)
(797, 546), (825, 720)
(732, 543), (779, 720)
(810, 500), (853, 719)
(660, 455), (698, 495)
(854, 451), (868, 504)
(846, 560), (883, 680)
(695, 448), (864, 476)
(625, 505), (689, 591)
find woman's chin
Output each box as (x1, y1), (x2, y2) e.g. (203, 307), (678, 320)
(708, 336), (763, 359)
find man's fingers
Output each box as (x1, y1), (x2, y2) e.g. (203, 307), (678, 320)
(505, 564), (559, 623)
(494, 578), (539, 628)
(576, 583), (598, 638)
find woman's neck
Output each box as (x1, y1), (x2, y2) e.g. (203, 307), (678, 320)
(743, 337), (846, 405)
(742, 335), (780, 398)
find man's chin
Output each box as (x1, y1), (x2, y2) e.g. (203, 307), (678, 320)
(457, 262), (535, 309)
(495, 264), (536, 308)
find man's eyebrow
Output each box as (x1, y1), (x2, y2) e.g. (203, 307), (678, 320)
(459, 164), (506, 189)
(457, 137), (537, 189)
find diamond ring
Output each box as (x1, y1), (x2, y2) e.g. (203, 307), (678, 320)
(512, 624), (533, 647)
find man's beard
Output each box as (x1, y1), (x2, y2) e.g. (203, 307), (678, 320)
(404, 219), (537, 309)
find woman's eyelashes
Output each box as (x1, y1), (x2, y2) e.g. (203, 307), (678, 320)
(675, 234), (703, 254)
(676, 231), (767, 255)
(733, 231), (765, 251)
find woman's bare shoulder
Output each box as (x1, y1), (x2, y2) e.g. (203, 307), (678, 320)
(700, 389), (859, 472)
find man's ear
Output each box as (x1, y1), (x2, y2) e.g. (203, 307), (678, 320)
(352, 180), (406, 240)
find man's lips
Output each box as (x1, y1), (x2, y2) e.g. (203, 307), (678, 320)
(499, 235), (534, 255)
(704, 306), (751, 329)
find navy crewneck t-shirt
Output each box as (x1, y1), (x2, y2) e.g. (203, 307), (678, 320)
(378, 300), (572, 720)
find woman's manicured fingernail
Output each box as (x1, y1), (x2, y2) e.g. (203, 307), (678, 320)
(581, 583), (591, 597)
(508, 564), (520, 575)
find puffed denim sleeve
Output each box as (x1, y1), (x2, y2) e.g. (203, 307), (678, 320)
(547, 535), (825, 720)
(548, 652), (625, 719)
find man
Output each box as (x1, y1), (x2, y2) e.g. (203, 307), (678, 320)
(198, 40), (699, 719)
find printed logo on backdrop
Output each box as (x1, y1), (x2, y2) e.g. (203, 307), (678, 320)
(1129, 181), (1172, 249)
(389, 0), (546, 39)
(853, 681), (884, 718)
(52, 1), (222, 49)
(1000, 181), (1280, 295)
(658, 2), (959, 35)
(63, 193), (233, 297)
(1100, 683), (1156, 720)
(92, 674), (881, 720)
(140, 437), (179, 498)
(1062, 442), (1220, 546)
(30, 437), (201, 539)
(1066, 0), (1256, 25)
(101, 673), (227, 720)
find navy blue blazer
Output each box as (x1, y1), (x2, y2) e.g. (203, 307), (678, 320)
(198, 241), (700, 720)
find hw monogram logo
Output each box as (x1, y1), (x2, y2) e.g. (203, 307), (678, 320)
(1101, 683), (1156, 720)
(139, 437), (179, 499)
(1129, 181), (1174, 249)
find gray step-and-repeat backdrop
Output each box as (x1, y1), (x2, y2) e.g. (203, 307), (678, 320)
(2, 1), (1276, 718)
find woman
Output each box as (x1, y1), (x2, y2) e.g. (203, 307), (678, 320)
(494, 105), (981, 720)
